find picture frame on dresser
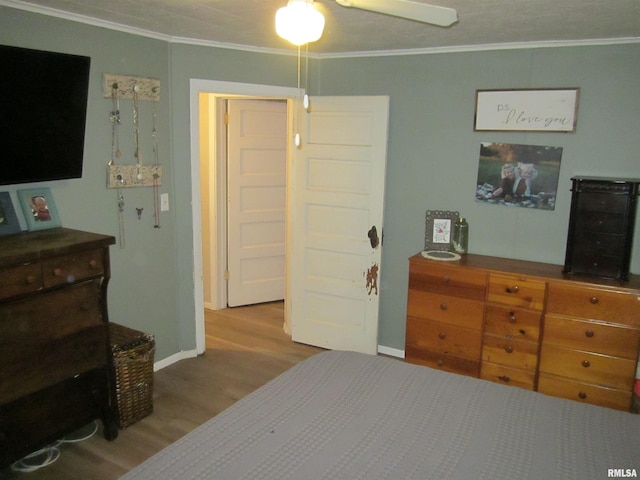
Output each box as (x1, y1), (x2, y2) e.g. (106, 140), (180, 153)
(424, 210), (459, 251)
(0, 192), (22, 236)
(17, 187), (62, 231)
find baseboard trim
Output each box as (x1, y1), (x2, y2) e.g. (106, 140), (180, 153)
(377, 345), (405, 359)
(154, 349), (199, 372)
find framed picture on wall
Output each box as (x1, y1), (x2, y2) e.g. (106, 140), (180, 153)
(18, 187), (62, 231)
(0, 192), (22, 236)
(424, 210), (459, 251)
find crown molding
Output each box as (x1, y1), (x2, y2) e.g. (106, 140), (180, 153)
(3, 0), (639, 60)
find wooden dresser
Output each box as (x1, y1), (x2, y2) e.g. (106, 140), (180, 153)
(405, 253), (640, 411)
(0, 228), (117, 468)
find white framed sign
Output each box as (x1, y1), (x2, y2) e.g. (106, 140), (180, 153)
(474, 88), (579, 133)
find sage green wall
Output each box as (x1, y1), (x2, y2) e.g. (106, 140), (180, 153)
(1, 8), (180, 360)
(315, 45), (640, 350)
(3, 6), (639, 358)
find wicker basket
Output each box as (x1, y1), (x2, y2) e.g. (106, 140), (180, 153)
(109, 323), (155, 428)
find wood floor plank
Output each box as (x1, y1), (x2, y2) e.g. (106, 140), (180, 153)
(0, 302), (323, 479)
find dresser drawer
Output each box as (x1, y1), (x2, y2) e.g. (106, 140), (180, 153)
(405, 345), (480, 377)
(546, 282), (640, 327)
(577, 191), (629, 213)
(42, 248), (104, 288)
(575, 212), (626, 234)
(408, 260), (486, 301)
(573, 232), (625, 254)
(544, 314), (640, 359)
(0, 281), (105, 404)
(480, 362), (536, 390)
(407, 290), (484, 330)
(406, 319), (482, 359)
(539, 344), (636, 390)
(484, 305), (541, 341)
(0, 262), (43, 300)
(487, 273), (546, 310)
(482, 334), (538, 371)
(538, 373), (632, 411)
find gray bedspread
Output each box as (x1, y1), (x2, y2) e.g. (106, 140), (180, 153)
(121, 350), (640, 480)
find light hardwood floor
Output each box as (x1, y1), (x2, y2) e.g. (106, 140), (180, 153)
(0, 302), (323, 480)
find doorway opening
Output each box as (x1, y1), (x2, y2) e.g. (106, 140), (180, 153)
(190, 80), (300, 354)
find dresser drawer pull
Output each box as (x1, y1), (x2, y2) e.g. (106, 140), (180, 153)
(89, 259), (99, 269)
(442, 276), (450, 284)
(578, 392), (587, 400)
(25, 275), (37, 284)
(54, 268), (64, 277)
(508, 311), (517, 323)
(504, 345), (514, 354)
(589, 296), (599, 304)
(581, 360), (591, 368)
(585, 330), (595, 338)
(437, 359), (444, 367)
(498, 375), (510, 383)
(505, 285), (520, 294)
(439, 303), (448, 311)
(438, 332), (446, 340)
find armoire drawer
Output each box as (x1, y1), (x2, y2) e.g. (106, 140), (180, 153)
(408, 262), (486, 301)
(42, 248), (105, 288)
(406, 319), (482, 359)
(484, 304), (542, 342)
(543, 314), (640, 359)
(481, 333), (538, 371)
(539, 344), (636, 391)
(487, 273), (546, 310)
(538, 373), (632, 411)
(405, 345), (480, 377)
(480, 362), (536, 390)
(406, 290), (484, 330)
(0, 262), (43, 301)
(546, 282), (640, 327)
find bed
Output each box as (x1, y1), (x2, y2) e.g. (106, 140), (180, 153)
(121, 350), (639, 480)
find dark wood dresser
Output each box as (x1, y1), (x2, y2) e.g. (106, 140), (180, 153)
(0, 228), (117, 468)
(406, 253), (640, 411)
(563, 176), (640, 280)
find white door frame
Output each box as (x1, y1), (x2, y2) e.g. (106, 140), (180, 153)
(189, 79), (300, 354)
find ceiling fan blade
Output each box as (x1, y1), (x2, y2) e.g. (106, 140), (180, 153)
(336, 0), (458, 27)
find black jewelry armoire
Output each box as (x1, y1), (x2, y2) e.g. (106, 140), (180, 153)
(563, 176), (640, 281)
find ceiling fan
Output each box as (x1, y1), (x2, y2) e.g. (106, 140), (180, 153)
(335, 0), (458, 27)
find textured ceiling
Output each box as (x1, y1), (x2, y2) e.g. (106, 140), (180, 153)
(5, 0), (640, 55)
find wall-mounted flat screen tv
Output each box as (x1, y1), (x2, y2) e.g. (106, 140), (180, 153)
(0, 45), (91, 185)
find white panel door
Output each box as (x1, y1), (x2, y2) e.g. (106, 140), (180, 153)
(290, 96), (389, 354)
(227, 99), (287, 307)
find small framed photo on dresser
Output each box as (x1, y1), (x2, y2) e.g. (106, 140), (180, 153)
(18, 187), (62, 231)
(0, 192), (22, 236)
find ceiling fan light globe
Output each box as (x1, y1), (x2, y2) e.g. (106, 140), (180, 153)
(275, 0), (325, 46)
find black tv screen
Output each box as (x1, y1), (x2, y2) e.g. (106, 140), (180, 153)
(0, 45), (91, 185)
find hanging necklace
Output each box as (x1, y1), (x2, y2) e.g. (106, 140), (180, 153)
(110, 84), (126, 248)
(151, 93), (161, 228)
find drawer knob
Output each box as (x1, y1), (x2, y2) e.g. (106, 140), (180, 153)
(581, 360), (591, 368)
(505, 285), (519, 294)
(504, 345), (514, 354)
(589, 296), (599, 305)
(53, 268), (63, 277)
(437, 359), (444, 367)
(442, 276), (450, 284)
(498, 375), (510, 383)
(438, 332), (446, 340)
(585, 330), (594, 338)
(578, 392), (587, 400)
(440, 303), (448, 311)
(508, 311), (517, 323)
(25, 275), (37, 285)
(89, 259), (99, 269)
